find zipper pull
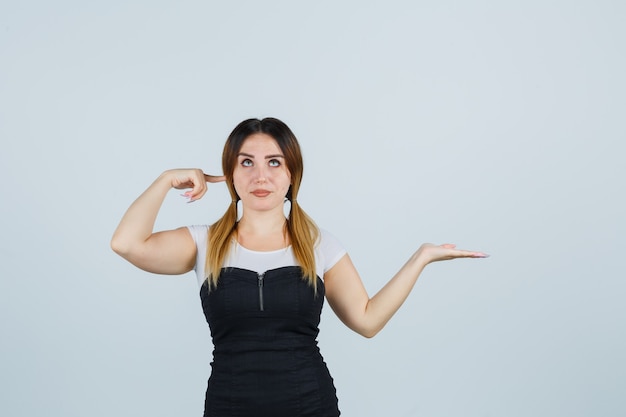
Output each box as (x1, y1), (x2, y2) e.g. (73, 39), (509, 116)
(258, 272), (265, 311)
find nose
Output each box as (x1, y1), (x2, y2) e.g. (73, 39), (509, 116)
(254, 165), (268, 183)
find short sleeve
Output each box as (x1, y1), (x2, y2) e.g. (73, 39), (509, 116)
(186, 225), (209, 287)
(317, 229), (347, 274)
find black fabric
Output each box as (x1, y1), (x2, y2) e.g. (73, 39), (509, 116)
(200, 266), (340, 417)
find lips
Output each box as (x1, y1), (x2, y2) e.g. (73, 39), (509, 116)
(251, 190), (271, 197)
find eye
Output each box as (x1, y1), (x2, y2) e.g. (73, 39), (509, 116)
(268, 159), (281, 167)
(241, 158), (253, 167)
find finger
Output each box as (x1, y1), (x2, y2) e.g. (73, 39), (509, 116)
(205, 174), (226, 183)
(181, 171), (207, 201)
(191, 179), (209, 201)
(182, 186), (204, 201)
(454, 249), (489, 258)
(174, 181), (194, 190)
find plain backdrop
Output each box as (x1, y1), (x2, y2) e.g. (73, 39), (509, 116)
(1, 1), (624, 416)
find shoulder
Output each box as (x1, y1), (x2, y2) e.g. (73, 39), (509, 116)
(318, 228), (343, 246)
(186, 225), (210, 246)
(317, 228), (347, 272)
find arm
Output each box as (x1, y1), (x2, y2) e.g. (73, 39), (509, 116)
(324, 243), (488, 338)
(110, 169), (225, 275)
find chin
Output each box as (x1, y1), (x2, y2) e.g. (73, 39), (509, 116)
(243, 201), (282, 212)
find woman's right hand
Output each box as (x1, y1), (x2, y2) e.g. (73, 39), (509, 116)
(164, 169), (226, 202)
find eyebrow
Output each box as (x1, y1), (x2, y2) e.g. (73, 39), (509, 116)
(238, 152), (285, 159)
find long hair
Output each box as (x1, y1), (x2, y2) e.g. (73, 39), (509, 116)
(205, 117), (320, 289)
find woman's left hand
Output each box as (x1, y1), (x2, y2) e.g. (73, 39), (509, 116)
(415, 243), (489, 265)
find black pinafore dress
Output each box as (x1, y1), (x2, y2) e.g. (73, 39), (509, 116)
(200, 266), (340, 417)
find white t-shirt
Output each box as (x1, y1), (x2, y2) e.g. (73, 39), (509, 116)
(186, 225), (347, 288)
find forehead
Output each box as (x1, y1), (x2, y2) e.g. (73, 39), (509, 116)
(239, 133), (281, 155)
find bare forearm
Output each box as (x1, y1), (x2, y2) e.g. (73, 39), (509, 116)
(110, 172), (172, 254)
(362, 254), (427, 337)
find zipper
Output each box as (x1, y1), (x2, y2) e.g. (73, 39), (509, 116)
(258, 272), (265, 311)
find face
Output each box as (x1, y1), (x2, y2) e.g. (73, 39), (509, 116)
(232, 133), (292, 214)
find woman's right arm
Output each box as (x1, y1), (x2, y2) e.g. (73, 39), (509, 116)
(110, 169), (225, 275)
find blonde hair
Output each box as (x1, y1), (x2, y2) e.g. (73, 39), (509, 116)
(205, 118), (319, 290)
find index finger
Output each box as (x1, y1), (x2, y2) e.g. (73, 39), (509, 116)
(204, 174), (226, 183)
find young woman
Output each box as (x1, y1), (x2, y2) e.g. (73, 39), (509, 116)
(111, 117), (488, 417)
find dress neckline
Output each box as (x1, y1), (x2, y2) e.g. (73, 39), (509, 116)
(232, 239), (292, 254)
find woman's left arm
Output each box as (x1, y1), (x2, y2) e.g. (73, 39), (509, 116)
(324, 243), (488, 338)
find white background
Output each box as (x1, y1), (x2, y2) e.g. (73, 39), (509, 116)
(1, 1), (624, 416)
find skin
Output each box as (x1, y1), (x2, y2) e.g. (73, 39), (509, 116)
(111, 133), (488, 338)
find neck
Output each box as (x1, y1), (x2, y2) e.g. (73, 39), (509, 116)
(237, 210), (287, 237)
